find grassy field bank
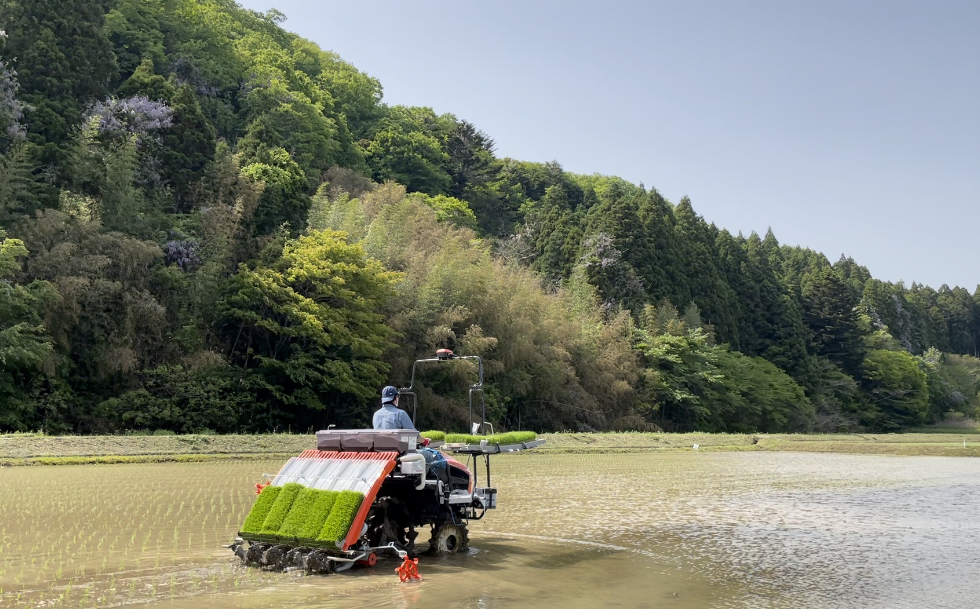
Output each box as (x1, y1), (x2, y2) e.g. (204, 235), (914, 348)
(0, 433), (308, 466)
(541, 431), (980, 457)
(3, 430), (980, 465)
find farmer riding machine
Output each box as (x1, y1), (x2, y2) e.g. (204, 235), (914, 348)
(230, 349), (544, 573)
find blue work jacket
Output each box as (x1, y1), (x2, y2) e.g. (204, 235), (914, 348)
(372, 403), (416, 430)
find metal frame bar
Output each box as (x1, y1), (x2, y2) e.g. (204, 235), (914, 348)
(399, 354), (486, 432)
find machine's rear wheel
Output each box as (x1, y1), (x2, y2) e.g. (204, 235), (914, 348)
(428, 524), (469, 555)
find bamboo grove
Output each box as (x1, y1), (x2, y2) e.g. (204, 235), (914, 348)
(1, 0), (978, 435)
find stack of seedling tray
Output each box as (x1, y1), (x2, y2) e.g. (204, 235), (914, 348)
(421, 431), (543, 454)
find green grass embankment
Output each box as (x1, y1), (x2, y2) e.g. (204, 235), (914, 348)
(537, 431), (980, 457)
(3, 429), (980, 465)
(0, 433), (312, 466)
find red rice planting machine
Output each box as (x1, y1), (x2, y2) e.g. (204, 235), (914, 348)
(230, 350), (544, 574)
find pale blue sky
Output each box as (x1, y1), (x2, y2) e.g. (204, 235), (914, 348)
(238, 0), (979, 290)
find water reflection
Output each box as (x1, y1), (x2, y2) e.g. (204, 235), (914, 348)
(484, 452), (980, 608)
(1, 452), (977, 608)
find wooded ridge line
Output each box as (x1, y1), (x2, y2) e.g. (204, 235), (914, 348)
(1, 0), (977, 436)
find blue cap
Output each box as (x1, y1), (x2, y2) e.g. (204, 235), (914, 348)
(381, 385), (398, 403)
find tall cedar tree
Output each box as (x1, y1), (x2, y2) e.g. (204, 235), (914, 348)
(804, 268), (867, 378)
(161, 84), (216, 212)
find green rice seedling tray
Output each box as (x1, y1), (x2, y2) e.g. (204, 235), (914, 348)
(240, 487), (365, 550)
(277, 487), (319, 537)
(260, 482), (303, 534)
(241, 485), (283, 534)
(444, 431), (537, 445)
(317, 490), (364, 544)
(299, 490), (339, 539)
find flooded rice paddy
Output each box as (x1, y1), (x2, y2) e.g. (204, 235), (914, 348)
(1, 452), (978, 608)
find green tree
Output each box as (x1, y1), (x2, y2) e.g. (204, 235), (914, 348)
(13, 209), (168, 430)
(916, 348), (979, 422)
(936, 285), (978, 356)
(832, 255), (872, 300)
(102, 0), (167, 78)
(635, 310), (811, 433)
(161, 84), (217, 211)
(672, 197), (739, 345)
(364, 107), (452, 194)
(96, 362), (250, 433)
(404, 192), (477, 229)
(579, 232), (645, 309)
(70, 125), (149, 236)
(524, 184), (583, 280)
(116, 58), (174, 101)
(0, 145), (40, 223)
(444, 119), (496, 199)
(862, 349), (929, 430)
(801, 357), (866, 431)
(637, 328), (726, 431)
(0, 229), (54, 430)
(804, 268), (867, 377)
(479, 159), (574, 237)
(239, 100), (339, 191)
(0, 39), (28, 154)
(0, 0), (117, 169)
(217, 230), (400, 428)
(240, 146), (309, 234)
(311, 48), (383, 139)
(712, 348), (813, 433)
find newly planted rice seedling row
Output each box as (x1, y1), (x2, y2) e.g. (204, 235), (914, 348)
(0, 459), (284, 608)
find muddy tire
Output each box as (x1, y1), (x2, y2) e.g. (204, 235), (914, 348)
(428, 524), (469, 555)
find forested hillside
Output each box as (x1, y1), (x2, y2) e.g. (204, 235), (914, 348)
(1, 0), (978, 434)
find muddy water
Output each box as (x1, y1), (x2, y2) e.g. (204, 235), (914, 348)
(1, 452), (978, 608)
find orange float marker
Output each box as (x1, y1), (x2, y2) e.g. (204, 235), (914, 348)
(396, 556), (421, 582)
